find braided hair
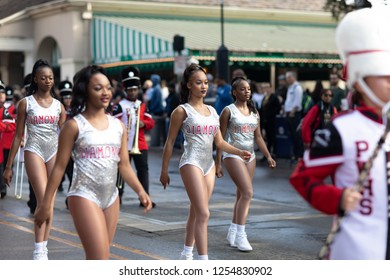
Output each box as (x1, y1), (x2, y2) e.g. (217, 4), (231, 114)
(180, 63), (207, 104)
(230, 76), (257, 114)
(27, 59), (56, 97)
(71, 65), (112, 117)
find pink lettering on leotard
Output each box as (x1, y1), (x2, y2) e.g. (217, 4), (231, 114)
(26, 115), (60, 125)
(229, 124), (257, 133)
(79, 145), (120, 159)
(185, 125), (218, 135)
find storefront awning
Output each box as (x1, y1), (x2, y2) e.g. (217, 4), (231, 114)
(93, 15), (341, 68)
(92, 16), (174, 65)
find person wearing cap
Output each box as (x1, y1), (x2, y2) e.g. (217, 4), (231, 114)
(58, 80), (74, 198)
(0, 81), (16, 198)
(59, 80), (73, 120)
(290, 3), (390, 260)
(112, 66), (156, 207)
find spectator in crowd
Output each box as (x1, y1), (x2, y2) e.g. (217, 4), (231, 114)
(250, 80), (263, 112)
(301, 88), (337, 149)
(215, 77), (233, 115)
(205, 73), (217, 99)
(148, 74), (166, 147)
(329, 73), (346, 112)
(275, 74), (288, 106)
(302, 88), (314, 117)
(259, 82), (281, 157)
(284, 71), (303, 163)
(232, 68), (247, 79)
(165, 82), (182, 149)
(311, 80), (324, 105)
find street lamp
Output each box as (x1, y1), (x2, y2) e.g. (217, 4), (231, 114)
(216, 0), (229, 83)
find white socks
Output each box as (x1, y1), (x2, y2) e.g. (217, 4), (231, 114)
(237, 224), (245, 234)
(181, 245), (208, 260)
(33, 241), (48, 260)
(183, 245), (193, 255)
(229, 222), (238, 232)
(34, 241), (45, 252)
(198, 255), (208, 260)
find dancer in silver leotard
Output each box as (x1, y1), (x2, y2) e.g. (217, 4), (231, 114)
(160, 64), (252, 261)
(67, 114), (122, 209)
(216, 77), (275, 253)
(34, 65), (152, 260)
(178, 103), (220, 175)
(222, 103), (258, 163)
(3, 59), (66, 260)
(24, 95), (62, 162)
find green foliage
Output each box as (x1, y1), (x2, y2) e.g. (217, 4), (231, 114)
(324, 0), (372, 20)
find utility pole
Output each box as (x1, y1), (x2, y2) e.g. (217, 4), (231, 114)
(216, 0), (229, 83)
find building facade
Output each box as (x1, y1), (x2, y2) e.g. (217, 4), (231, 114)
(0, 0), (339, 87)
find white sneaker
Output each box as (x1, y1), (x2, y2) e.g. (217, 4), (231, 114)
(180, 252), (193, 260)
(234, 233), (253, 251)
(227, 229), (237, 247)
(33, 250), (48, 260)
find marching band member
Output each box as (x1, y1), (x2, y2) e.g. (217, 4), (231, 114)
(113, 66), (155, 207)
(290, 4), (390, 260)
(0, 81), (16, 199)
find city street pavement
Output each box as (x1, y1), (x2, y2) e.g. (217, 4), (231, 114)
(0, 146), (332, 260)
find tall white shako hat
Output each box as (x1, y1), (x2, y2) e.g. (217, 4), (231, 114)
(335, 1), (390, 108)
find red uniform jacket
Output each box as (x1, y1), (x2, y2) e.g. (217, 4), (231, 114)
(0, 106), (16, 163)
(2, 103), (16, 149)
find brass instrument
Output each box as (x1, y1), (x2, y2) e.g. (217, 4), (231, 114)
(116, 102), (142, 198)
(129, 102), (142, 155)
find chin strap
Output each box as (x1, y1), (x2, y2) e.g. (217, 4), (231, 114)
(357, 77), (385, 108)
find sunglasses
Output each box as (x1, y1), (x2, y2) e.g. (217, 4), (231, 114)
(323, 94), (333, 97)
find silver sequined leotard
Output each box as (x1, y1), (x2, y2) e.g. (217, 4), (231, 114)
(24, 95), (62, 162)
(178, 103), (220, 175)
(67, 114), (123, 209)
(222, 104), (258, 162)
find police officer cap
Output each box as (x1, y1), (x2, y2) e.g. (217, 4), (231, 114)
(121, 66), (140, 89)
(0, 80), (5, 91)
(5, 86), (13, 100)
(59, 80), (73, 98)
